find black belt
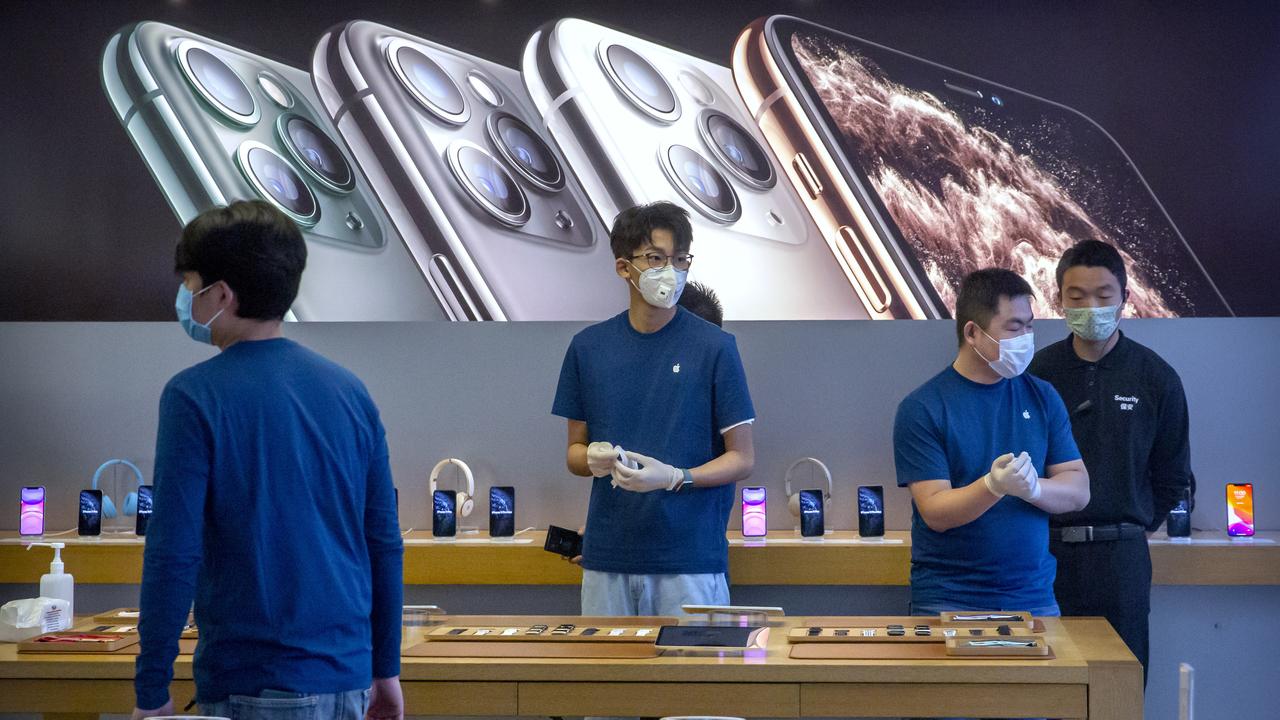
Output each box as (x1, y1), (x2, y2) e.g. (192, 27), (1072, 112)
(1050, 523), (1147, 543)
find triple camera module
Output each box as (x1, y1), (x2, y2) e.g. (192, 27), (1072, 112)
(597, 43), (776, 223)
(388, 43), (566, 228)
(176, 42), (355, 228)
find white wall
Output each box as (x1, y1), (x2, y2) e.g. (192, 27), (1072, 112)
(3, 318), (1278, 719)
(2, 319), (1275, 533)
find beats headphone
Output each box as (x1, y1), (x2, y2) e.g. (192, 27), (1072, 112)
(91, 458), (145, 519)
(785, 456), (833, 518)
(429, 458), (475, 518)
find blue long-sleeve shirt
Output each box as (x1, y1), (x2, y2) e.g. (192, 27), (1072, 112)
(135, 338), (403, 708)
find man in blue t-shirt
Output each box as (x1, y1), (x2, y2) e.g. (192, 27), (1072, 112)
(131, 201), (403, 720)
(552, 201), (756, 616)
(893, 269), (1089, 617)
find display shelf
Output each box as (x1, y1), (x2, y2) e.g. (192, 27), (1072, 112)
(1, 530), (1275, 585)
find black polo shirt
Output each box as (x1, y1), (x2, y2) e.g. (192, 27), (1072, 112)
(1029, 331), (1192, 531)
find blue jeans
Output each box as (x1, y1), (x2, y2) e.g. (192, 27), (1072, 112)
(581, 569), (729, 616)
(201, 688), (369, 720)
(910, 601), (1062, 617)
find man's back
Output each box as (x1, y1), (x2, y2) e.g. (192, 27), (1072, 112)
(136, 337), (402, 706)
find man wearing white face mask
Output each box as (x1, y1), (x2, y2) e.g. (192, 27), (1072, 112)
(893, 269), (1090, 620)
(1029, 240), (1193, 685)
(552, 201), (756, 617)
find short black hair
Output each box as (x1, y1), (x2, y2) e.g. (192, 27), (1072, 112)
(678, 281), (723, 327)
(175, 200), (307, 321)
(954, 268), (1034, 345)
(1055, 239), (1128, 293)
(609, 201), (693, 259)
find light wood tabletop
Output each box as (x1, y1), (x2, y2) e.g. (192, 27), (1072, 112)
(0, 614), (1141, 719)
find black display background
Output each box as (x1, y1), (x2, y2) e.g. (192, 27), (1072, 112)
(2, 0), (1276, 319)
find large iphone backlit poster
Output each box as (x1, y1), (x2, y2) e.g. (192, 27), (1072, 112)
(1, 2), (1274, 320)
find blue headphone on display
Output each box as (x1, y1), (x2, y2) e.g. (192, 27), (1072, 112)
(91, 458), (145, 519)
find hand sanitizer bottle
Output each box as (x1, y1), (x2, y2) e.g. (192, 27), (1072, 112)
(29, 542), (74, 620)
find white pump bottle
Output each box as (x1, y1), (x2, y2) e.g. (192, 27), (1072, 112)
(28, 542), (74, 619)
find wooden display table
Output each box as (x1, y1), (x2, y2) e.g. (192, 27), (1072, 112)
(0, 530), (1275, 586)
(0, 613), (1140, 719)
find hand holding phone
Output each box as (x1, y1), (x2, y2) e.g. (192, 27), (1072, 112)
(544, 525), (584, 560)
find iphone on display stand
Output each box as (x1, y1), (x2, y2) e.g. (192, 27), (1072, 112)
(135, 485), (154, 537)
(489, 486), (515, 538)
(1166, 490), (1191, 539)
(101, 22), (443, 321)
(742, 486), (767, 538)
(312, 20), (621, 321)
(433, 489), (457, 538)
(79, 489), (104, 537)
(799, 488), (824, 538)
(1226, 483), (1254, 538)
(733, 15), (1233, 320)
(522, 18), (869, 321)
(857, 485), (884, 538)
(20, 487), (45, 537)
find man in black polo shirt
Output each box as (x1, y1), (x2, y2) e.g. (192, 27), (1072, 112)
(1029, 240), (1193, 684)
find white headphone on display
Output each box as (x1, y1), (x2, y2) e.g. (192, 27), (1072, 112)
(785, 457), (833, 518)
(429, 458), (475, 518)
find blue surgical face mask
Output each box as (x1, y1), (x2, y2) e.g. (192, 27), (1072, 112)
(175, 283), (224, 345)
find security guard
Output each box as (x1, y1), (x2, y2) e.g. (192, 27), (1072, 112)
(1029, 240), (1194, 685)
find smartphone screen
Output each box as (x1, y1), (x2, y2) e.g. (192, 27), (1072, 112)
(742, 486), (767, 538)
(433, 489), (457, 537)
(772, 17), (1230, 318)
(79, 489), (103, 537)
(1166, 491), (1191, 537)
(20, 486), (45, 537)
(1226, 483), (1254, 537)
(135, 485), (154, 536)
(489, 486), (515, 537)
(799, 488), (824, 537)
(544, 525), (583, 558)
(857, 485), (885, 537)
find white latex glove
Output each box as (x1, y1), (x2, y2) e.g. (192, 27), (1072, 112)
(1009, 453), (1043, 501)
(983, 452), (1026, 497)
(612, 450), (682, 493)
(609, 445), (639, 487)
(984, 452), (1041, 501)
(586, 441), (617, 478)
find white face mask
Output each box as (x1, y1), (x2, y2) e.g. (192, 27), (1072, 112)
(1065, 304), (1121, 342)
(629, 262), (687, 309)
(974, 328), (1035, 379)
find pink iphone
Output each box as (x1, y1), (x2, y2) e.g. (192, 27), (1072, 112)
(742, 486), (767, 537)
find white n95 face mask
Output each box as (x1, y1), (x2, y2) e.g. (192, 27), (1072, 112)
(1065, 305), (1120, 342)
(975, 329), (1035, 379)
(630, 263), (687, 309)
